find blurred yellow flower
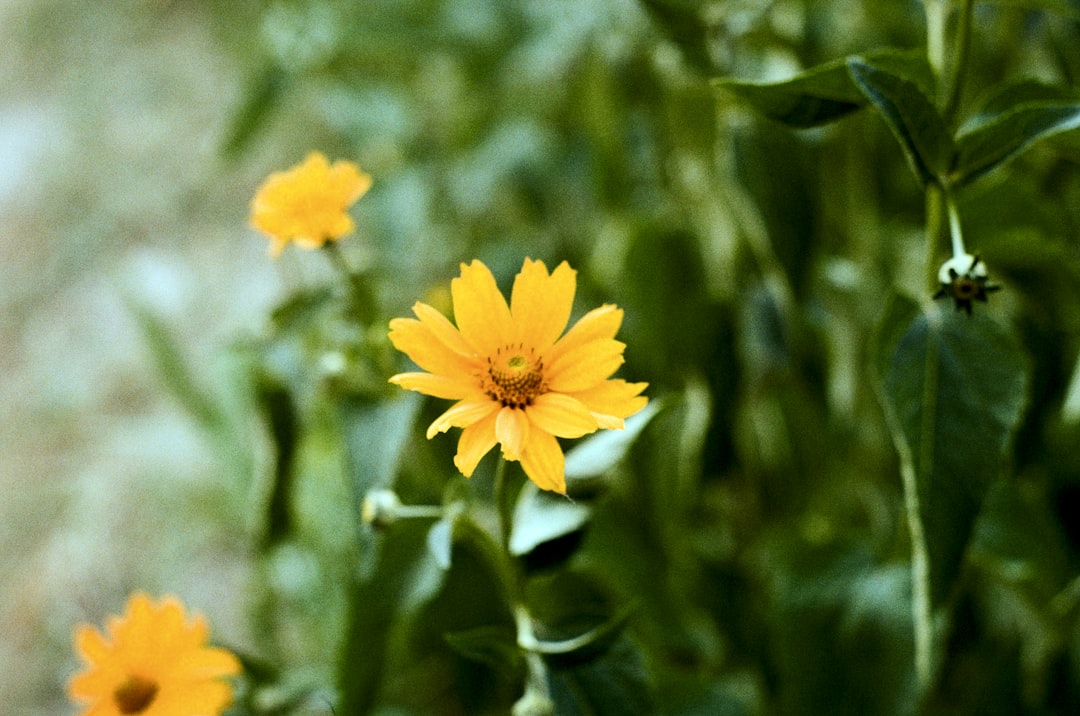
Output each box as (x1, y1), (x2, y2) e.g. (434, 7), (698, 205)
(389, 258), (648, 494)
(68, 592), (241, 716)
(250, 151), (372, 258)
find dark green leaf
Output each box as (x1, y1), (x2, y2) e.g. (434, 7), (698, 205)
(847, 58), (956, 186)
(128, 302), (226, 434)
(336, 527), (430, 716)
(528, 604), (635, 661)
(444, 625), (520, 669)
(970, 479), (1072, 600)
(873, 296), (1029, 606)
(546, 635), (654, 716)
(341, 392), (422, 499)
(221, 66), (287, 158)
(639, 0), (714, 73)
(952, 102), (1080, 188)
(509, 483), (592, 558)
(564, 399), (663, 482)
(714, 49), (929, 128)
(427, 513), (455, 570)
(978, 0), (1080, 19)
(966, 80), (1080, 122)
(256, 382), (299, 546)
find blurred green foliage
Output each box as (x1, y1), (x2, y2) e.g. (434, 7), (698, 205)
(124, 0), (1080, 713)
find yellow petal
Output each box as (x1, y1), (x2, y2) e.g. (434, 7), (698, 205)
(427, 399), (499, 439)
(546, 339), (626, 392)
(454, 412), (499, 477)
(172, 645), (243, 679)
(329, 158), (373, 204)
(568, 379), (649, 419)
(412, 301), (474, 358)
(545, 304), (623, 364)
(495, 407), (530, 460)
(510, 259), (575, 350)
(519, 429), (566, 494)
(525, 393), (598, 438)
(388, 317), (479, 378)
(74, 625), (110, 664)
(451, 260), (513, 355)
(389, 372), (475, 400)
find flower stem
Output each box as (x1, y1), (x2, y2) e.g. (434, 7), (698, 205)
(493, 457), (511, 549)
(323, 242), (375, 324)
(925, 184), (949, 288)
(945, 193), (967, 260)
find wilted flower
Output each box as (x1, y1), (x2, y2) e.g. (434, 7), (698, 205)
(388, 258), (648, 494)
(250, 151), (372, 258)
(68, 592), (241, 716)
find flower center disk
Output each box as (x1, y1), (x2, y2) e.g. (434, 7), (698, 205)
(484, 346), (545, 408)
(113, 674), (159, 714)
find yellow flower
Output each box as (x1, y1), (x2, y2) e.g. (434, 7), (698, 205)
(388, 258), (648, 494)
(250, 151), (372, 258)
(68, 592), (242, 716)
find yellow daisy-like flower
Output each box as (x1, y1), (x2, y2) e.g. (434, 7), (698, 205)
(388, 258), (648, 494)
(68, 592), (242, 716)
(250, 151), (372, 258)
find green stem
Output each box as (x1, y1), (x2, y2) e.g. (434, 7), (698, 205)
(493, 457), (511, 549)
(925, 185), (949, 289)
(323, 242), (375, 324)
(945, 192), (967, 260)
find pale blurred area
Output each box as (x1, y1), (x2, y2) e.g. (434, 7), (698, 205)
(1, 2), (284, 711)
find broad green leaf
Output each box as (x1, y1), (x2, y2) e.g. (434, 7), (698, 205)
(847, 59), (956, 187)
(965, 80), (1080, 122)
(427, 515), (455, 570)
(546, 635), (654, 716)
(528, 604), (635, 662)
(873, 296), (1029, 607)
(979, 0), (1080, 19)
(509, 483), (592, 558)
(714, 49), (929, 128)
(952, 102), (1080, 188)
(443, 625), (520, 669)
(970, 479), (1072, 600)
(564, 399), (664, 482)
(336, 527), (431, 716)
(341, 392), (422, 498)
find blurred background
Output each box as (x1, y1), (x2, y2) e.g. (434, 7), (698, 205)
(4, 0), (1080, 714)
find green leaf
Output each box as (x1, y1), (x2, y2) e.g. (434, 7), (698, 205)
(965, 80), (1080, 122)
(978, 0), (1080, 19)
(639, 0), (714, 73)
(341, 392), (422, 498)
(564, 399), (664, 482)
(427, 514), (455, 570)
(221, 66), (287, 158)
(443, 625), (520, 669)
(873, 296), (1029, 607)
(528, 604), (636, 661)
(714, 49), (929, 128)
(847, 58), (956, 187)
(546, 635), (654, 716)
(952, 102), (1080, 188)
(128, 302), (227, 435)
(256, 382), (300, 546)
(509, 483), (592, 558)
